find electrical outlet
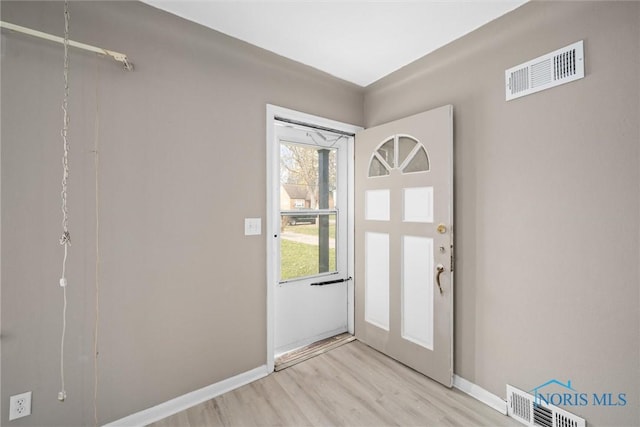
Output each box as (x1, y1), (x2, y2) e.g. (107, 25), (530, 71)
(9, 391), (32, 421)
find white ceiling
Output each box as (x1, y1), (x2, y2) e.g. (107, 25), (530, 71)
(143, 1), (528, 87)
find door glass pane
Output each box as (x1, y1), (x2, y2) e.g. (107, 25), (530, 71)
(280, 143), (337, 209)
(403, 146), (430, 173)
(369, 156), (390, 177)
(377, 138), (395, 168)
(280, 139), (338, 282)
(398, 136), (418, 167)
(280, 213), (337, 281)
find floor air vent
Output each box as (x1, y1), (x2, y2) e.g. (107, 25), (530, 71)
(507, 385), (586, 427)
(505, 40), (584, 101)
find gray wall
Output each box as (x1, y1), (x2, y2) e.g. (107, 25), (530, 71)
(365, 2), (639, 425)
(2, 1), (639, 427)
(0, 2), (363, 425)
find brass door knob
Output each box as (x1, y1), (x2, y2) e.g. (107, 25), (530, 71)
(437, 223), (447, 234)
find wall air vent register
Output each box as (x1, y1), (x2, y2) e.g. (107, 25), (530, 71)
(507, 385), (586, 427)
(505, 40), (584, 101)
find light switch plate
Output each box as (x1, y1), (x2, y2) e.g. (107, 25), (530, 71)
(244, 218), (261, 236)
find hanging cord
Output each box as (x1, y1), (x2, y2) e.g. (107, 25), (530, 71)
(93, 58), (101, 427)
(58, 0), (70, 403)
(307, 131), (345, 148)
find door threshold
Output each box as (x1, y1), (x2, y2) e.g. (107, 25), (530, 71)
(274, 333), (356, 371)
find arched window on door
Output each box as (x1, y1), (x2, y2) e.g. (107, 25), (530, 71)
(368, 135), (430, 177)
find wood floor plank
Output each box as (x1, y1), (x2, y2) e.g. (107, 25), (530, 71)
(149, 341), (520, 427)
(273, 365), (344, 426)
(319, 349), (441, 425)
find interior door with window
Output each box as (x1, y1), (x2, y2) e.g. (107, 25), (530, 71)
(273, 122), (351, 355)
(355, 105), (453, 386)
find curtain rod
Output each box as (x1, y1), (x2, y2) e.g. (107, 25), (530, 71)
(0, 20), (133, 71)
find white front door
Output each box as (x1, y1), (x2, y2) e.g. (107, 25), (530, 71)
(355, 105), (454, 386)
(267, 106), (359, 362)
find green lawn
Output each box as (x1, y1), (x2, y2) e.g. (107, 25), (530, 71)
(283, 222), (336, 238)
(280, 239), (336, 281)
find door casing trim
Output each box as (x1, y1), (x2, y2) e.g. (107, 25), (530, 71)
(266, 104), (362, 373)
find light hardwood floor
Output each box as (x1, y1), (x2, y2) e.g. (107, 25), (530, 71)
(151, 341), (519, 426)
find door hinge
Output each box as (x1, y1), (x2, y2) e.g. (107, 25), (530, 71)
(450, 244), (454, 272)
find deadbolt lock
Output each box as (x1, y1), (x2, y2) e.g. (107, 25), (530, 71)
(437, 223), (447, 234)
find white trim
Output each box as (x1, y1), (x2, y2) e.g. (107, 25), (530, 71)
(266, 106), (278, 373)
(266, 104), (361, 372)
(347, 134), (355, 334)
(103, 365), (268, 427)
(453, 374), (508, 415)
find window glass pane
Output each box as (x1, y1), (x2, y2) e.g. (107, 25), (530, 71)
(280, 213), (337, 281)
(377, 138), (395, 168)
(368, 156), (390, 177)
(403, 146), (430, 173)
(398, 136), (418, 167)
(280, 143), (337, 210)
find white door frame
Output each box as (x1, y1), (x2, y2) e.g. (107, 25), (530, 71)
(266, 104), (361, 373)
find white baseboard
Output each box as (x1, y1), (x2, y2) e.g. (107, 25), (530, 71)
(453, 374), (508, 415)
(103, 365), (269, 427)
